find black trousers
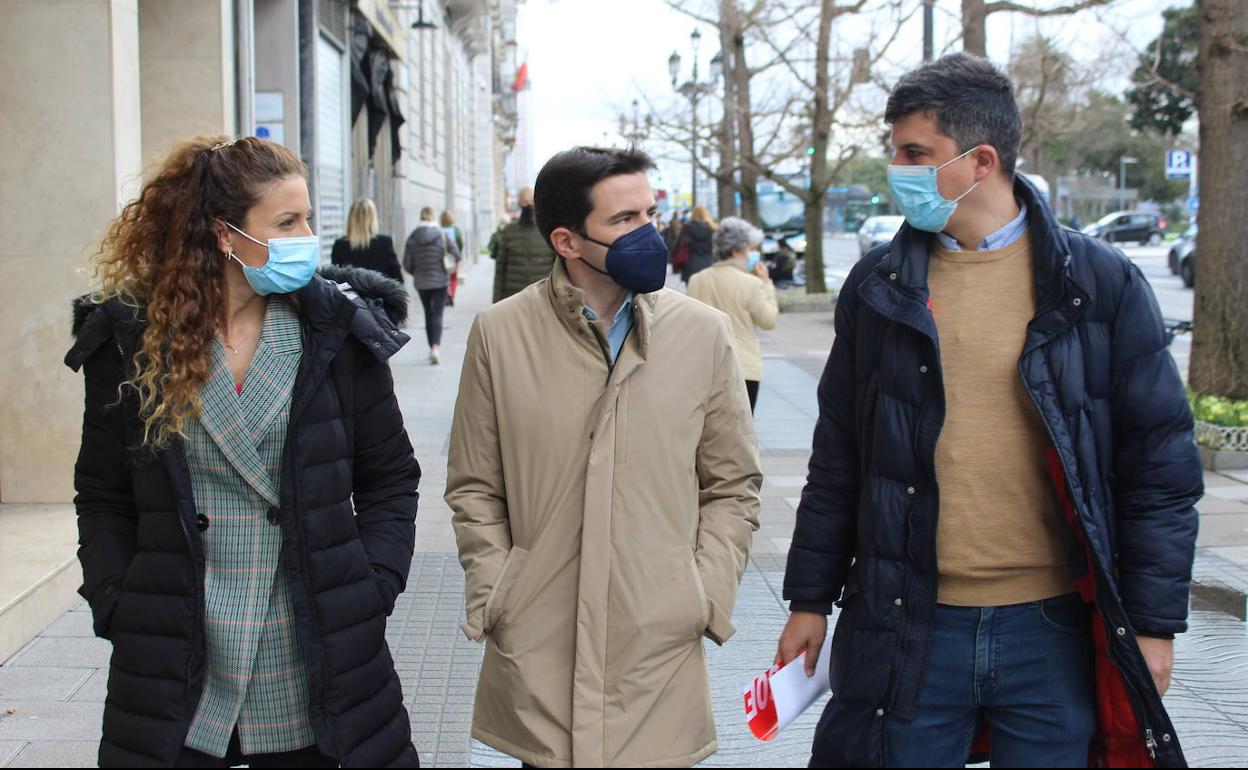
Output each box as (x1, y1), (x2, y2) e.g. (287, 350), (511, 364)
(746, 379), (760, 414)
(175, 730), (337, 768)
(417, 287), (447, 347)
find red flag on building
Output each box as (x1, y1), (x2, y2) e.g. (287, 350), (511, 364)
(512, 62), (529, 92)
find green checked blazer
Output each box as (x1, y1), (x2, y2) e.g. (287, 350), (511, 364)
(182, 298), (315, 758)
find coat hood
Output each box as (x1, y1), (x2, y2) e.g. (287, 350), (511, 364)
(67, 265), (410, 371)
(684, 220), (713, 244)
(408, 223), (445, 247)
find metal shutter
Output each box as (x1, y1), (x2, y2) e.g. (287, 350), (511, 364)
(317, 34), (346, 262)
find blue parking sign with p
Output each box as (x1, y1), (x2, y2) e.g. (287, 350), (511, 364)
(1166, 150), (1193, 179)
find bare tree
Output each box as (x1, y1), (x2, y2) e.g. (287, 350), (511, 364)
(657, 0), (769, 223)
(961, 0), (1118, 58)
(641, 0), (906, 294)
(739, 0), (908, 294)
(1189, 0), (1248, 399)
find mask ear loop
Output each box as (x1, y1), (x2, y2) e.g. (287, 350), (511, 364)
(939, 146), (983, 203)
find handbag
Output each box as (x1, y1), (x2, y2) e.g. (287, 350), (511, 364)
(441, 230), (458, 273)
(672, 233), (690, 271)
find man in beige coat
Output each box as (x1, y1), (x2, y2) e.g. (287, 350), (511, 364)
(446, 146), (762, 768)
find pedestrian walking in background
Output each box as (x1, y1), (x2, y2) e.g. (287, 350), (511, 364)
(777, 54), (1202, 768)
(487, 216), (510, 260)
(688, 216), (778, 414)
(491, 187), (557, 303)
(446, 146), (762, 768)
(404, 205), (461, 364)
(331, 197), (403, 283)
(65, 135), (421, 768)
(664, 210), (684, 263)
(441, 209), (465, 307)
(678, 205), (716, 283)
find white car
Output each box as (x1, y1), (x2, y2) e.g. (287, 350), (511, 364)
(857, 215), (905, 256)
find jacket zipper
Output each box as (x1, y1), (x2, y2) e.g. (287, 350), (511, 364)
(1145, 728), (1157, 760)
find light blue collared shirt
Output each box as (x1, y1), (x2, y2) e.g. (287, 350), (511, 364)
(936, 202), (1029, 251)
(583, 292), (635, 367)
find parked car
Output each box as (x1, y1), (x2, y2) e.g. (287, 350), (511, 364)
(1179, 248), (1196, 289)
(857, 215), (905, 256)
(1081, 210), (1166, 246)
(1169, 223), (1197, 275)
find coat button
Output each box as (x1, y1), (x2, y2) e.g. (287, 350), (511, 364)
(875, 708), (885, 717)
(919, 365), (928, 374)
(266, 507), (280, 525)
(894, 598), (903, 606)
(1162, 734), (1172, 743)
(906, 486), (916, 495)
(372, 340), (382, 348)
(1072, 297), (1083, 307)
(1116, 626), (1127, 637)
(889, 272), (898, 280)
(195, 514), (209, 531)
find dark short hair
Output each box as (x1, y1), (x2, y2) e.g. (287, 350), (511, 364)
(884, 53), (1021, 178)
(534, 146), (656, 247)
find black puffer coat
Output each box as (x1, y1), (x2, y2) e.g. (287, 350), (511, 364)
(679, 220), (715, 283)
(65, 266), (422, 768)
(784, 178), (1202, 767)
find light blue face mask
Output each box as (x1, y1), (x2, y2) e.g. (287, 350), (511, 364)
(746, 250), (762, 271)
(223, 221), (320, 296)
(886, 146), (981, 233)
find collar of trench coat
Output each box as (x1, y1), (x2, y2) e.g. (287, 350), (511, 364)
(545, 258), (655, 360)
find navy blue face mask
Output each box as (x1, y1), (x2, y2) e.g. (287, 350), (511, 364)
(579, 222), (669, 294)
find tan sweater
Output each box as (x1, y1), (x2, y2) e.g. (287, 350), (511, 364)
(928, 233), (1072, 606)
(687, 261), (778, 381)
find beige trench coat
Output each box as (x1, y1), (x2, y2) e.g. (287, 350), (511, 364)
(686, 261), (778, 382)
(446, 261), (762, 768)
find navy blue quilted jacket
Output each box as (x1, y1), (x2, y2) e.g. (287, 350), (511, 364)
(784, 178), (1202, 767)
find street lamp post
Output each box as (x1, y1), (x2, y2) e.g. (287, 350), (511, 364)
(619, 98), (651, 147)
(1119, 155), (1138, 211)
(669, 28), (719, 209)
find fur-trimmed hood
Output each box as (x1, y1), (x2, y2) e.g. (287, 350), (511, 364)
(66, 265), (410, 372)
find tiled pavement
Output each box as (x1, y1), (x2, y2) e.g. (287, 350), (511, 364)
(2, 259), (1247, 767)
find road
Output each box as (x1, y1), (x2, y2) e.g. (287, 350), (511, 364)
(819, 235), (1194, 376)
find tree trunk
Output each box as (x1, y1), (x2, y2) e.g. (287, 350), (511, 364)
(962, 0), (988, 57)
(732, 25), (759, 224)
(717, 0), (739, 219)
(1188, 0), (1248, 399)
(805, 0), (833, 295)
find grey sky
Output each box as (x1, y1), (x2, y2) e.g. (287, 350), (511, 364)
(515, 0), (1179, 194)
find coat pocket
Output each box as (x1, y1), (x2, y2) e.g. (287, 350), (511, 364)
(687, 547), (712, 639)
(484, 546), (529, 635)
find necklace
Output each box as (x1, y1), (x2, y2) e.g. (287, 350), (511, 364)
(222, 341), (241, 355)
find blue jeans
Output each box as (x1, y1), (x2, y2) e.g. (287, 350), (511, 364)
(885, 594), (1097, 768)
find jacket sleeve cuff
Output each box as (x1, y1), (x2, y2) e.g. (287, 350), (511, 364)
(370, 565), (403, 615)
(790, 601), (834, 616)
(705, 605), (737, 646)
(86, 581), (121, 640)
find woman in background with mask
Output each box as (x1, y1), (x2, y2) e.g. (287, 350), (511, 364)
(687, 216), (778, 413)
(66, 135), (421, 768)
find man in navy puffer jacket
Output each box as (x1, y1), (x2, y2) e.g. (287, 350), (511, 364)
(776, 53), (1202, 768)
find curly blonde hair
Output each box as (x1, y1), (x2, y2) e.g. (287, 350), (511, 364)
(92, 134), (306, 447)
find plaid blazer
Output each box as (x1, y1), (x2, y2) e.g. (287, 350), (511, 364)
(182, 298), (315, 758)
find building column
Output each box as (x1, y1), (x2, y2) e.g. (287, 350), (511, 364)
(0, 0), (143, 503)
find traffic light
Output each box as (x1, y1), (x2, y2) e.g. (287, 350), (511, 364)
(805, 147), (816, 156)
(870, 194), (881, 205)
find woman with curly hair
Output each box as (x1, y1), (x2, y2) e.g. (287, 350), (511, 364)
(65, 135), (421, 768)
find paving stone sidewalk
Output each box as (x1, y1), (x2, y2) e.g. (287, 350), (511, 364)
(2, 259), (1247, 767)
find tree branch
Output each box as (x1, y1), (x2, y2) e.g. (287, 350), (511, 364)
(985, 0), (1114, 17)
